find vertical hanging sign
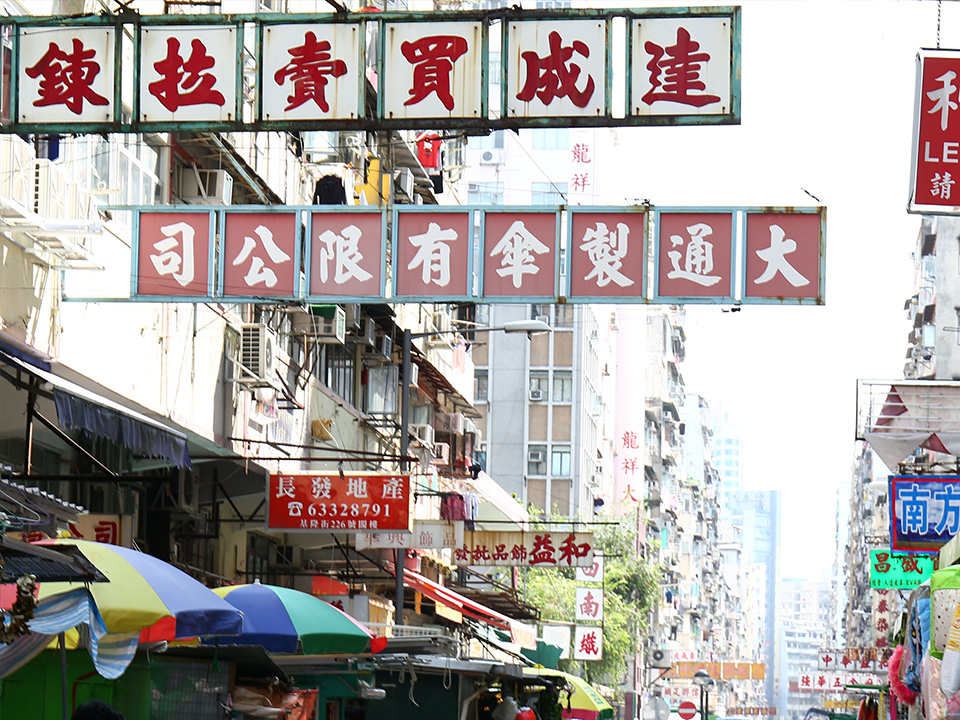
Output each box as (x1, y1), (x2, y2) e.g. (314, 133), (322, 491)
(910, 50), (960, 213)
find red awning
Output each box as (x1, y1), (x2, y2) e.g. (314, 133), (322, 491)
(402, 569), (511, 631)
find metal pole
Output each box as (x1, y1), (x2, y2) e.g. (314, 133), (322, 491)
(60, 632), (68, 720)
(395, 328), (411, 626)
(699, 684), (705, 720)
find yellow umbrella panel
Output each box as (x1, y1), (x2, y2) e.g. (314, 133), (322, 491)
(523, 668), (615, 720)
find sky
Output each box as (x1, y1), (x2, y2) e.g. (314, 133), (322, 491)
(613, 0), (958, 579)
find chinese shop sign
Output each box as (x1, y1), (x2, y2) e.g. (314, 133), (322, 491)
(816, 647), (894, 674)
(574, 625), (603, 661)
(130, 206), (824, 305)
(452, 531), (595, 567)
(869, 549), (934, 588)
(354, 521), (456, 549)
(910, 50), (960, 213)
(7, 9), (739, 133)
(667, 662), (765, 680)
(575, 587), (604, 621)
(267, 473), (410, 532)
(889, 475), (960, 553)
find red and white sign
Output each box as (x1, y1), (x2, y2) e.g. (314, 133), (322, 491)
(136, 212), (212, 296)
(308, 211), (383, 297)
(575, 587), (604, 621)
(267, 473), (411, 531)
(678, 701), (698, 720)
(575, 556), (604, 582)
(482, 211), (557, 297)
(573, 624), (603, 661)
(394, 211), (472, 297)
(18, 27), (116, 124)
(383, 22), (482, 119)
(506, 20), (606, 118)
(222, 212), (298, 298)
(911, 50), (960, 212)
(631, 17), (731, 117)
(743, 212), (821, 301)
(656, 212), (734, 299)
(568, 210), (646, 298)
(261, 23), (361, 121)
(453, 531), (595, 567)
(139, 26), (237, 123)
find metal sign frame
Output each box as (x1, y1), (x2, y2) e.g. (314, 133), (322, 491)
(4, 6), (741, 134)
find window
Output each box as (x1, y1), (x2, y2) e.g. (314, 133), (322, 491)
(468, 129), (504, 151)
(551, 445), (571, 476)
(529, 371), (549, 400)
(469, 181), (504, 205)
(531, 128), (569, 150)
(528, 444), (548, 475)
(531, 181), (567, 206)
(475, 370), (488, 402)
(552, 372), (572, 403)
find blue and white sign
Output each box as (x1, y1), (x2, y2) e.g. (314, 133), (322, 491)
(890, 475), (960, 553)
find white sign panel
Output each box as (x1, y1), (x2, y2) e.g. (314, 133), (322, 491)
(631, 17), (731, 116)
(575, 555), (604, 583)
(139, 26), (237, 123)
(506, 20), (606, 118)
(382, 22), (483, 119)
(541, 623), (571, 659)
(354, 521), (455, 549)
(18, 27), (116, 124)
(575, 587), (604, 621)
(574, 624), (603, 661)
(261, 23), (362, 121)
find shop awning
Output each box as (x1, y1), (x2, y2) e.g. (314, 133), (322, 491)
(402, 568), (535, 648)
(0, 347), (191, 469)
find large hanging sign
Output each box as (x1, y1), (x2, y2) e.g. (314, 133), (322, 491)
(130, 205), (824, 305)
(454, 530), (595, 567)
(910, 49), (960, 213)
(6, 8), (740, 133)
(889, 475), (960, 553)
(869, 549), (934, 588)
(267, 473), (411, 532)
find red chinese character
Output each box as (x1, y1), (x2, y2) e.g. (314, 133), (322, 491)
(901, 556), (923, 574)
(558, 534), (591, 566)
(801, 676), (811, 687)
(873, 552), (891, 573)
(511, 544), (527, 561)
(472, 544), (492, 562)
(642, 28), (720, 108)
(572, 173), (590, 192)
(530, 534), (557, 564)
(875, 617), (889, 632)
(94, 520), (118, 545)
(817, 675), (826, 687)
(582, 560), (601, 578)
(579, 591), (600, 617)
(579, 630), (599, 655)
(25, 38), (109, 115)
(877, 599), (889, 613)
(821, 654), (833, 665)
(517, 31), (595, 108)
(149, 37), (226, 112)
(621, 431), (640, 449)
(492, 544), (509, 562)
(400, 35), (468, 111)
(572, 143), (591, 164)
(622, 458), (639, 474)
(274, 31), (347, 112)
(622, 484), (640, 502)
(455, 544), (471, 562)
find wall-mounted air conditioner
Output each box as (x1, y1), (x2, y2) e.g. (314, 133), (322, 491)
(238, 323), (277, 386)
(395, 168), (415, 200)
(432, 441), (450, 466)
(377, 333), (393, 360)
(528, 450), (544, 464)
(529, 389), (543, 401)
(649, 648), (673, 669)
(292, 305), (346, 344)
(408, 364), (419, 387)
(360, 318), (377, 347)
(181, 167), (233, 205)
(344, 303), (362, 330)
(480, 149), (502, 165)
(411, 424), (435, 448)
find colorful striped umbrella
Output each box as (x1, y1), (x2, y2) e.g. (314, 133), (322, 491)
(208, 582), (386, 655)
(523, 668), (615, 720)
(36, 539), (243, 641)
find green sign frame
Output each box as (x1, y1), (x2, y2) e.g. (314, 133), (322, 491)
(869, 549), (934, 589)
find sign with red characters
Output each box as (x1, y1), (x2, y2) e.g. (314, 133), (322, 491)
(267, 473), (411, 532)
(911, 50), (960, 213)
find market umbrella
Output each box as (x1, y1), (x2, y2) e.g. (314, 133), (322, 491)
(206, 582), (387, 655)
(35, 539), (244, 641)
(523, 668), (615, 720)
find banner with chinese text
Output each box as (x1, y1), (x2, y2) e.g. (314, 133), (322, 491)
(869, 549), (934, 588)
(453, 530), (595, 567)
(667, 662), (766, 680)
(816, 647), (894, 673)
(8, 9), (740, 133)
(267, 473), (411, 531)
(889, 475), (960, 553)
(574, 625), (603, 661)
(910, 49), (960, 213)
(129, 205), (824, 306)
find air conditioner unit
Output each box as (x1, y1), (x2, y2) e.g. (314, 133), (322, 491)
(344, 303), (362, 330)
(437, 411), (465, 435)
(359, 318), (377, 347)
(432, 311), (452, 335)
(238, 323), (278, 386)
(377, 333), (393, 359)
(529, 389), (543, 401)
(650, 648), (673, 669)
(408, 364), (419, 387)
(411, 424), (435, 448)
(535, 314), (550, 325)
(480, 149), (502, 165)
(528, 450), (544, 463)
(468, 182), (480, 193)
(395, 168), (415, 200)
(180, 167), (233, 205)
(293, 305), (346, 344)
(432, 441), (451, 466)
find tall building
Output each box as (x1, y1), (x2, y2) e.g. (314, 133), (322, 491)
(778, 577), (831, 720)
(725, 490), (781, 708)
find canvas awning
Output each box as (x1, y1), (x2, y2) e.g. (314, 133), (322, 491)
(859, 380), (960, 469)
(0, 347), (191, 469)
